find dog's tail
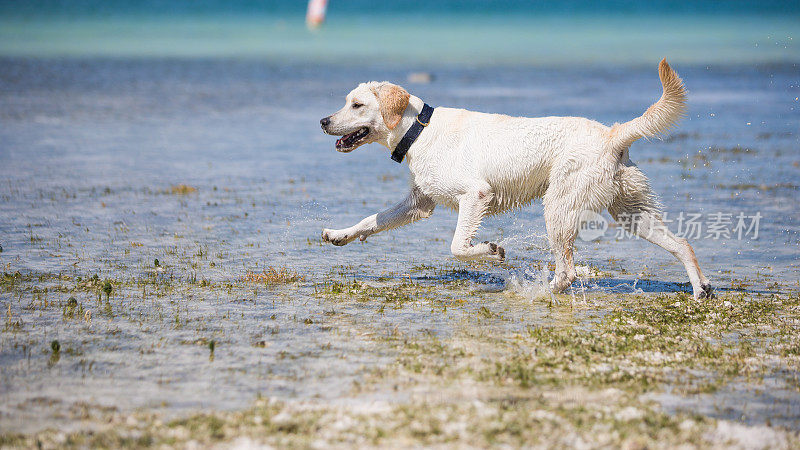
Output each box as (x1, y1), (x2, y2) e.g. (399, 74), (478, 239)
(607, 58), (687, 152)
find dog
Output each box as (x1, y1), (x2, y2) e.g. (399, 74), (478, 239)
(319, 59), (713, 299)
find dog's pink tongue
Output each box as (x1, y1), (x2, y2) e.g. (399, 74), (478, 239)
(335, 137), (342, 147)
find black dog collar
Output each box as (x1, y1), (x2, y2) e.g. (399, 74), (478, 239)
(391, 103), (434, 163)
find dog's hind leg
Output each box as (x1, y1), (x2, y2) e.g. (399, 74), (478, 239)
(450, 187), (505, 262)
(612, 209), (711, 299)
(609, 166), (712, 299)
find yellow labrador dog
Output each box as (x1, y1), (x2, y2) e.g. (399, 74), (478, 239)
(320, 59), (712, 299)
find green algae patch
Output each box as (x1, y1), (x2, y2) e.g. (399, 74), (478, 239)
(313, 278), (421, 308)
(167, 184), (198, 195)
(239, 267), (303, 285)
(4, 385), (788, 449)
(487, 292), (794, 394)
(0, 395), (710, 449)
(382, 291), (800, 396)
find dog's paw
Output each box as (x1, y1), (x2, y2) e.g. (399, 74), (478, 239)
(321, 229), (353, 246)
(698, 283), (715, 300)
(549, 271), (576, 293)
(484, 241), (506, 262)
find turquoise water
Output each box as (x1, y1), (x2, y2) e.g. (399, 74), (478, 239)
(0, 9), (798, 64)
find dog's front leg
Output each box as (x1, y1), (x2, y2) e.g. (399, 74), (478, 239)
(450, 188), (505, 262)
(322, 186), (435, 246)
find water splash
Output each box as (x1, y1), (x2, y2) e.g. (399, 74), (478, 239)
(505, 265), (552, 302)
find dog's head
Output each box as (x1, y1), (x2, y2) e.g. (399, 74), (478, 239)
(320, 81), (410, 152)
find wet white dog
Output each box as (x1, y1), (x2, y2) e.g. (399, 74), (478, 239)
(320, 59), (712, 299)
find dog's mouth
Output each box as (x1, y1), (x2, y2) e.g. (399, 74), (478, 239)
(335, 127), (370, 152)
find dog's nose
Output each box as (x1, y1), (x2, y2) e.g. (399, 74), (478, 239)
(320, 117), (331, 128)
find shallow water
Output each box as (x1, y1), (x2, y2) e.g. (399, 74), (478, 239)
(654, 377), (800, 429)
(1, 58), (797, 286)
(0, 57), (799, 433)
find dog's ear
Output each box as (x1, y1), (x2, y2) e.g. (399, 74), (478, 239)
(372, 83), (410, 130)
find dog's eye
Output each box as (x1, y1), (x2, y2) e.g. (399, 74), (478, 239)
(352, 102), (363, 109)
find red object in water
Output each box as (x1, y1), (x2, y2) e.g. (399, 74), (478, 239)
(306, 0), (328, 29)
